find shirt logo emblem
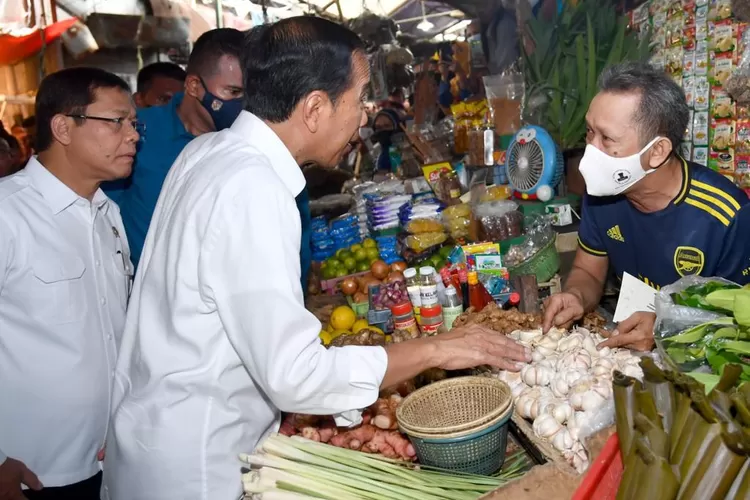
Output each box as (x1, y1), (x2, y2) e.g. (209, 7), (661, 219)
(607, 225), (625, 242)
(674, 246), (705, 277)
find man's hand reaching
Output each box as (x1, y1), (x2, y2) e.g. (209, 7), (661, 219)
(0, 458), (42, 500)
(597, 311), (656, 352)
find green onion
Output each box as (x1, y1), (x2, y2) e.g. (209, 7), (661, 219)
(240, 433), (525, 500)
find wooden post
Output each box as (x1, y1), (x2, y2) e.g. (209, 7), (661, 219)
(512, 274), (540, 314)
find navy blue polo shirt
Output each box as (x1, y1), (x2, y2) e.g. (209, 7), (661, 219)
(104, 93), (195, 268)
(578, 158), (750, 288)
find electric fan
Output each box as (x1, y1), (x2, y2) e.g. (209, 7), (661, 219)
(505, 125), (564, 201)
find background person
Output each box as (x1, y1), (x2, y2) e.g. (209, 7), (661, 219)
(133, 61), (187, 108)
(104, 28), (245, 268)
(0, 67), (137, 500)
(106, 17), (530, 500)
(543, 61), (750, 351)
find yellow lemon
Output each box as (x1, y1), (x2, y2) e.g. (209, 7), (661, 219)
(352, 319), (370, 334)
(367, 326), (384, 335)
(319, 330), (332, 345)
(330, 306), (356, 331)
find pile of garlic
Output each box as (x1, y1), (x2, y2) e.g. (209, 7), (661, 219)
(495, 327), (643, 473)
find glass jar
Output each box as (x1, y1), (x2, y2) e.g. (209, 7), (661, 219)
(390, 301), (421, 340)
(420, 305), (445, 336)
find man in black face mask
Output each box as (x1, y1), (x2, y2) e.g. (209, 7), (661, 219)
(104, 28), (245, 268)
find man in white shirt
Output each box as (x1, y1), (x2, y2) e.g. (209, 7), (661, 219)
(106, 17), (531, 500)
(0, 67), (138, 500)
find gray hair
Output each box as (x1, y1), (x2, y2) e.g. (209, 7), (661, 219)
(597, 61), (689, 154)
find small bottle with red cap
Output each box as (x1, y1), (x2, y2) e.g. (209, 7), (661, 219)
(390, 301), (421, 339)
(503, 292), (521, 310)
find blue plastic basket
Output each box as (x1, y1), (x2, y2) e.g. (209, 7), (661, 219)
(403, 406), (513, 475)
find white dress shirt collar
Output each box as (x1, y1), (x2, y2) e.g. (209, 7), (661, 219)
(229, 111), (306, 197)
(25, 157), (110, 215)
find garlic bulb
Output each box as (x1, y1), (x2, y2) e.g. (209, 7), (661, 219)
(521, 365), (555, 387)
(582, 334), (599, 357)
(532, 346), (555, 361)
(558, 332), (584, 352)
(530, 397), (557, 420)
(519, 329), (543, 343)
(591, 358), (616, 378)
(533, 414), (562, 439)
(563, 369), (588, 387)
(556, 350), (592, 371)
(591, 378), (612, 400)
(551, 378), (570, 398)
(511, 382), (526, 398)
(552, 401), (573, 424)
(550, 428), (574, 452)
(497, 370), (523, 387)
(546, 328), (565, 341)
(536, 335), (560, 351)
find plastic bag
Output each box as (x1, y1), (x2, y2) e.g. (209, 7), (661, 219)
(725, 23), (750, 103)
(406, 218), (444, 234)
(483, 73), (523, 136)
(405, 232), (448, 253)
(504, 215), (556, 267)
(653, 276), (737, 372)
(473, 200), (522, 241)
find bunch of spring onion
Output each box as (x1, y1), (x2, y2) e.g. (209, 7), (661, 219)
(240, 433), (527, 500)
(614, 359), (750, 500)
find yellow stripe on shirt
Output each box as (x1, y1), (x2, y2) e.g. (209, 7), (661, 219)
(691, 179), (742, 211)
(684, 198), (731, 226)
(578, 237), (607, 256)
(687, 189), (736, 219)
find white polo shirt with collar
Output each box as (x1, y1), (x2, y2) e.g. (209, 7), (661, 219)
(106, 111), (388, 500)
(0, 157), (132, 487)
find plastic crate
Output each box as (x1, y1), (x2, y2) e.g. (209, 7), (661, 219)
(571, 433), (623, 500)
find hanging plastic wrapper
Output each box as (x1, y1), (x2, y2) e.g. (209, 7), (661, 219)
(725, 22), (750, 104)
(483, 72), (524, 137)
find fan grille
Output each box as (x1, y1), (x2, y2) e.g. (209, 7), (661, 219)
(507, 140), (545, 192)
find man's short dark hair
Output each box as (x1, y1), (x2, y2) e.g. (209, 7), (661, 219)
(137, 62), (186, 92)
(35, 67), (131, 152)
(598, 61), (689, 153)
(241, 16), (366, 123)
(186, 28), (244, 77)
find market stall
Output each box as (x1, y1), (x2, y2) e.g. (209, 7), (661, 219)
(243, 1), (750, 498)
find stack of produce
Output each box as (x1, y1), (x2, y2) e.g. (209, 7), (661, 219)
(491, 326), (643, 472)
(366, 193), (411, 236)
(452, 302), (540, 334)
(441, 203), (472, 242)
(657, 280), (750, 385)
(319, 239), (382, 280)
(240, 433), (527, 499)
(403, 218), (448, 254)
(614, 359), (749, 499)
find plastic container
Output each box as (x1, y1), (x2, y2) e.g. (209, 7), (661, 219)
(404, 267), (422, 308)
(390, 302), (420, 339)
(442, 286), (463, 330)
(419, 266), (439, 307)
(420, 305), (444, 336)
(571, 433), (622, 500)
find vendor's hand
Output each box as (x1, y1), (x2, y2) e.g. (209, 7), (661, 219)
(0, 458), (42, 500)
(597, 311), (656, 352)
(433, 324), (532, 372)
(542, 292), (585, 333)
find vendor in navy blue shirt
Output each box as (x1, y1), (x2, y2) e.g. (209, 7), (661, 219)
(543, 62), (750, 352)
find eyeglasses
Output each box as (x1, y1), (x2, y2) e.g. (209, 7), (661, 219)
(65, 114), (145, 135)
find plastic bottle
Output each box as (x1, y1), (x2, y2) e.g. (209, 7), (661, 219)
(404, 268), (422, 308)
(420, 305), (444, 336)
(503, 292), (521, 310)
(442, 286), (464, 331)
(419, 266), (439, 308)
(468, 271), (491, 312)
(390, 302), (420, 339)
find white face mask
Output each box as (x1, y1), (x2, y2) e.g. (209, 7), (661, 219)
(578, 137), (662, 197)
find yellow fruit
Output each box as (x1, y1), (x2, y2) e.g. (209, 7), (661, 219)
(352, 319), (370, 334)
(319, 331), (332, 345)
(330, 306), (356, 331)
(368, 326), (384, 335)
(330, 329), (351, 339)
(325, 323), (333, 333)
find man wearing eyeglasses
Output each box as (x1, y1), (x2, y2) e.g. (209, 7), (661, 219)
(0, 67), (137, 500)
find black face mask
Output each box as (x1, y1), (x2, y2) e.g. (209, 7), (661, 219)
(373, 130), (394, 147)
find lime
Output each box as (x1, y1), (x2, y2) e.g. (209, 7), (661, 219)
(354, 249), (368, 262)
(338, 250), (353, 261)
(335, 268), (349, 278)
(350, 243), (363, 253)
(343, 257), (357, 271)
(320, 260), (328, 270)
(366, 248), (380, 260)
(439, 246), (454, 259)
(363, 238), (377, 249)
(429, 255), (443, 268)
(322, 267), (336, 280)
(328, 258), (342, 270)
(357, 261), (370, 272)
(335, 248), (347, 259)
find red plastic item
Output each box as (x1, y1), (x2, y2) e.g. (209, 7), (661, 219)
(571, 433), (623, 500)
(0, 19), (78, 65)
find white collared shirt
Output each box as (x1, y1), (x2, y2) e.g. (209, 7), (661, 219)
(105, 112), (388, 500)
(0, 158), (132, 487)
